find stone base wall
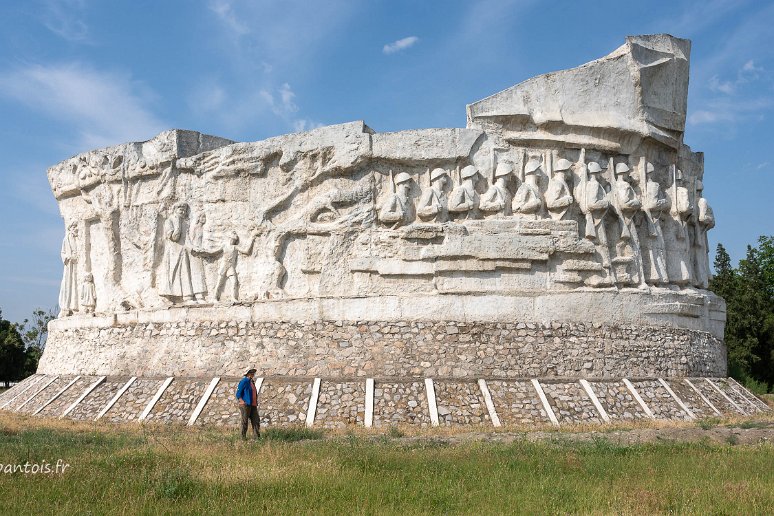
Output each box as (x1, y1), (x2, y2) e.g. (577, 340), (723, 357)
(3, 374), (769, 428)
(39, 320), (726, 379)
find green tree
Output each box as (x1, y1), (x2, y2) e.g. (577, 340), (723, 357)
(710, 237), (774, 392)
(0, 309), (26, 388)
(14, 306), (57, 350)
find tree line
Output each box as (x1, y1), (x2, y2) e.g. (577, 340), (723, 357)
(0, 308), (56, 388)
(710, 236), (774, 393)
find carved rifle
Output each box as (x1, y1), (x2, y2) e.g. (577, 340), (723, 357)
(639, 156), (658, 237)
(670, 163), (685, 240)
(608, 157), (630, 240)
(576, 148), (596, 239)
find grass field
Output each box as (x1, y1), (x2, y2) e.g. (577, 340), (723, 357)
(0, 414), (773, 514)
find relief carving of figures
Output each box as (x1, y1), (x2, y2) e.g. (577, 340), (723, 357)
(448, 165), (482, 220)
(58, 221), (80, 317)
(188, 212), (208, 302)
(512, 158), (544, 219)
(417, 168), (450, 222)
(159, 202), (196, 303)
(378, 171), (414, 228)
(665, 168), (694, 287)
(639, 161), (670, 286)
(480, 163), (514, 217)
(692, 180), (714, 289)
(609, 162), (645, 286)
(545, 158), (574, 221)
(80, 272), (96, 314)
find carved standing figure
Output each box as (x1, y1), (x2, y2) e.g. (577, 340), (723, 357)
(545, 158), (574, 220)
(692, 180), (715, 289)
(480, 163), (514, 217)
(204, 231), (257, 302)
(417, 168), (450, 222)
(665, 168), (694, 287)
(512, 158), (543, 219)
(584, 162), (613, 275)
(639, 162), (670, 285)
(448, 165), (482, 220)
(80, 272), (96, 314)
(58, 221), (80, 317)
(610, 162), (646, 286)
(253, 224), (290, 300)
(159, 202), (195, 303)
(189, 212), (209, 302)
(378, 171), (414, 228)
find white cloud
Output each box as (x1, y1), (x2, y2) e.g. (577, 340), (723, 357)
(40, 0), (90, 42)
(649, 0), (747, 38)
(742, 60), (763, 73)
(0, 62), (166, 150)
(292, 119), (323, 133)
(208, 0), (249, 36)
(260, 83), (298, 116)
(688, 97), (772, 126)
(383, 36), (419, 55)
(708, 75), (735, 95)
(201, 1), (356, 134)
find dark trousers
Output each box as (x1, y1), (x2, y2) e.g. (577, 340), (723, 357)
(240, 404), (260, 438)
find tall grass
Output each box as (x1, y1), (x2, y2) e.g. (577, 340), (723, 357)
(0, 414), (772, 514)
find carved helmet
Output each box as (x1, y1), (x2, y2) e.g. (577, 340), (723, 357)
(524, 158), (542, 175)
(587, 162), (603, 174)
(394, 172), (412, 185)
(554, 158), (573, 172)
(614, 162), (631, 176)
(461, 165), (479, 179)
(494, 162), (514, 178)
(430, 167), (448, 182)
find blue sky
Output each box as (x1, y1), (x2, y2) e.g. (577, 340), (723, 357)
(0, 0), (772, 323)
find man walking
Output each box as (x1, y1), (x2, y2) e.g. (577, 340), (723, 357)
(236, 368), (260, 439)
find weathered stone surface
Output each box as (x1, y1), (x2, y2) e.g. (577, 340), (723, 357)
(40, 320), (725, 379)
(28, 36), (731, 430)
(104, 377), (164, 423)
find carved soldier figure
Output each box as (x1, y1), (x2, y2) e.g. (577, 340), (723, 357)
(512, 158), (543, 219)
(58, 221), (80, 317)
(692, 180), (715, 289)
(379, 171), (414, 228)
(610, 162), (646, 286)
(583, 162), (612, 273)
(480, 162), (514, 217)
(545, 158), (574, 220)
(665, 169), (693, 287)
(159, 201), (196, 303)
(189, 212), (209, 302)
(448, 165), (482, 220)
(639, 162), (670, 285)
(417, 168), (450, 222)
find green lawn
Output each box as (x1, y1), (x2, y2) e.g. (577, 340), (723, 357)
(0, 414), (772, 514)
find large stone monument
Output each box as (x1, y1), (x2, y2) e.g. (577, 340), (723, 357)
(3, 35), (769, 427)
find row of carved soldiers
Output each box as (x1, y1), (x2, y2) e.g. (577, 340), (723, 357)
(378, 151), (714, 289)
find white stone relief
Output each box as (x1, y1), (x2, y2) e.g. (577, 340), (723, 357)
(44, 34), (719, 324)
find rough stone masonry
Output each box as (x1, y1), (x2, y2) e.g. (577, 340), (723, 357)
(5, 34), (763, 428)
